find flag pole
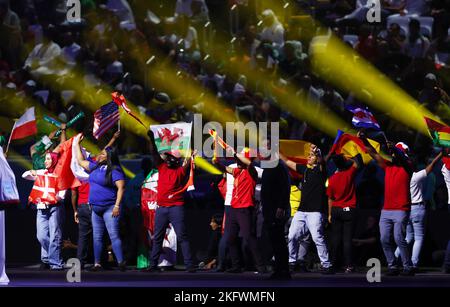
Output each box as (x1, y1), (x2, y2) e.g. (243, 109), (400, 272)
(5, 121), (16, 154)
(118, 109), (121, 132)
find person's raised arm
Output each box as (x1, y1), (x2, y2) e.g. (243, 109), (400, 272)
(104, 131), (120, 150)
(234, 152), (258, 180)
(74, 135), (90, 171)
(52, 123), (67, 153)
(359, 131), (386, 168)
(425, 151), (443, 175)
(147, 129), (163, 167)
(279, 152), (298, 172)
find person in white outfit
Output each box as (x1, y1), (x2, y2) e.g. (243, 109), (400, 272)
(394, 151), (442, 271)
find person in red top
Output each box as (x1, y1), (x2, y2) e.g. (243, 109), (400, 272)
(327, 154), (361, 273)
(147, 129), (197, 273)
(213, 147), (266, 274)
(361, 132), (414, 276)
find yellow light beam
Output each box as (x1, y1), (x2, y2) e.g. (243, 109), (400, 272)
(310, 35), (439, 134)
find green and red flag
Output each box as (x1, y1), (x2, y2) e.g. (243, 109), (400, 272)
(424, 117), (450, 147)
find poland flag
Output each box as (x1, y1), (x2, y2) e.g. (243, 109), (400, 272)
(10, 107), (37, 140)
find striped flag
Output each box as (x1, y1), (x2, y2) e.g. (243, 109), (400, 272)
(346, 105), (380, 130)
(93, 101), (119, 140)
(424, 117), (450, 147)
(10, 107), (37, 140)
(111, 92), (146, 127)
(330, 130), (381, 164)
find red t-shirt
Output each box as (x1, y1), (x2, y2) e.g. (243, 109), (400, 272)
(72, 182), (90, 205)
(156, 163), (187, 207)
(231, 167), (256, 209)
(383, 163), (411, 211)
(327, 166), (357, 208)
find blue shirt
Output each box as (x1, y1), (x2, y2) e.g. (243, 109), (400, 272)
(88, 161), (125, 206)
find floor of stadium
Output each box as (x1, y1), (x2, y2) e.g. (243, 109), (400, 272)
(2, 266), (449, 287)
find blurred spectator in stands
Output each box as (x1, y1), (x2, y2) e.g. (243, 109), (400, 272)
(175, 0), (209, 19)
(419, 73), (450, 121)
(355, 25), (378, 63)
(105, 0), (135, 26)
(259, 9), (284, 47)
(278, 41), (307, 79)
(23, 24), (62, 78)
(0, 0), (22, 69)
(61, 32), (81, 67)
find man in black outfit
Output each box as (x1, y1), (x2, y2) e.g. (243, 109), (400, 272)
(260, 140), (291, 279)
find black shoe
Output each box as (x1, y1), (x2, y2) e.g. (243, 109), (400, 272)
(50, 266), (65, 271)
(320, 267), (335, 275)
(297, 263), (309, 273)
(289, 263), (297, 272)
(88, 264), (103, 272)
(256, 266), (268, 274)
(400, 268), (415, 276)
(213, 266), (225, 272)
(269, 271), (291, 280)
(39, 263), (50, 270)
(118, 262), (127, 272)
(226, 267), (243, 273)
(386, 268), (400, 276)
(146, 266), (162, 273)
(344, 266), (355, 274)
(187, 267), (197, 273)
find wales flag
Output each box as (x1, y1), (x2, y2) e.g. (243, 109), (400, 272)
(149, 122), (193, 158)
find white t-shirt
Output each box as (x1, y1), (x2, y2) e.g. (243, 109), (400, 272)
(410, 169), (427, 204)
(224, 163), (263, 206)
(441, 164), (450, 204)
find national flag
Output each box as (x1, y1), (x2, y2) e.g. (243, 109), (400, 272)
(93, 101), (120, 140)
(140, 170), (177, 267)
(10, 107), (37, 140)
(279, 139), (313, 180)
(70, 133), (91, 182)
(279, 140), (312, 165)
(0, 146), (19, 209)
(424, 117), (450, 147)
(53, 137), (81, 191)
(112, 92), (146, 128)
(330, 131), (381, 164)
(346, 105), (380, 130)
(150, 123), (195, 193)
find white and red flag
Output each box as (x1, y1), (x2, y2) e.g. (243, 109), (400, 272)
(10, 107), (37, 140)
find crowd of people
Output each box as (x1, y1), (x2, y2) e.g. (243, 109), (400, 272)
(0, 0), (450, 280)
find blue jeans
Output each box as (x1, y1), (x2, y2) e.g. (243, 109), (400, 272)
(394, 203), (426, 267)
(36, 205), (64, 269)
(91, 205), (124, 264)
(288, 211), (331, 268)
(150, 206), (193, 269)
(380, 210), (412, 270)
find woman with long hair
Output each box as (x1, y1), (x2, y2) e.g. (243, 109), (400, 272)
(75, 134), (126, 271)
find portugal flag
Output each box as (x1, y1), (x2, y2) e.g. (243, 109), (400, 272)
(424, 117), (450, 147)
(10, 107), (37, 140)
